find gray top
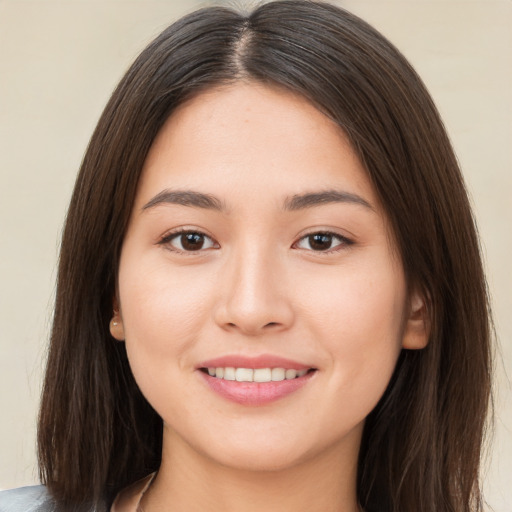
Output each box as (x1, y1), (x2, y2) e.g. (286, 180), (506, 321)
(0, 486), (107, 512)
(0, 486), (56, 512)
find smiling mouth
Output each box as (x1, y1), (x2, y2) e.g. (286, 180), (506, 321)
(200, 367), (317, 383)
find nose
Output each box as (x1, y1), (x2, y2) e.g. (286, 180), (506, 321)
(213, 244), (295, 336)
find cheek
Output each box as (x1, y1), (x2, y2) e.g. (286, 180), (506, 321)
(302, 258), (405, 337)
(117, 253), (215, 391)
(299, 256), (406, 396)
(120, 251), (213, 331)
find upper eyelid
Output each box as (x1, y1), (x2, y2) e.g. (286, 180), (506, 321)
(294, 228), (353, 243)
(300, 230), (349, 239)
(158, 228), (349, 239)
(293, 231), (353, 250)
(158, 227), (216, 243)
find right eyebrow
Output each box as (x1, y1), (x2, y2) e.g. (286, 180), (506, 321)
(283, 189), (374, 212)
(142, 189), (225, 212)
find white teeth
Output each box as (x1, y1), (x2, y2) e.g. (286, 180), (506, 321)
(235, 368), (253, 382)
(205, 366), (311, 382)
(223, 367), (236, 381)
(253, 368), (272, 382)
(285, 369), (297, 380)
(271, 368), (285, 381)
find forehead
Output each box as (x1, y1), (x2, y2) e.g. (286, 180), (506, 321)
(136, 82), (378, 212)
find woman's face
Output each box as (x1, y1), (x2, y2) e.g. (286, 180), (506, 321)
(113, 83), (427, 472)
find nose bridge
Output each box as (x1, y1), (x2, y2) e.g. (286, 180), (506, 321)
(216, 237), (293, 334)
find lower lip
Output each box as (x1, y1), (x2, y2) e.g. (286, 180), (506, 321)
(199, 370), (315, 406)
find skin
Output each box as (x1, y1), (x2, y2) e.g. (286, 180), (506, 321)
(111, 82), (428, 512)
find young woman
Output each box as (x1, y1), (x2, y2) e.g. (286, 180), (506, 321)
(0, 1), (492, 511)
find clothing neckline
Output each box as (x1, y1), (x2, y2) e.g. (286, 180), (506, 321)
(110, 472), (156, 512)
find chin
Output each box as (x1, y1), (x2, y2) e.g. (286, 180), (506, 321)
(182, 421), (361, 475)
(209, 443), (316, 473)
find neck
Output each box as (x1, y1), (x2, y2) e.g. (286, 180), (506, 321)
(143, 425), (362, 512)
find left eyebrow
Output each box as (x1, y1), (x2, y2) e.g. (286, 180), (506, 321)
(283, 189), (374, 212)
(142, 189), (226, 212)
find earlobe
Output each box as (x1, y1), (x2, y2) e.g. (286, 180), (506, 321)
(402, 290), (430, 350)
(110, 311), (125, 341)
(110, 296), (125, 341)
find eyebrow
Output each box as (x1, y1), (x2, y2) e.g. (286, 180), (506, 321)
(142, 188), (373, 213)
(142, 190), (225, 212)
(282, 189), (374, 212)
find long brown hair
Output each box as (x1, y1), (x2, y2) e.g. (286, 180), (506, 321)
(38, 2), (493, 511)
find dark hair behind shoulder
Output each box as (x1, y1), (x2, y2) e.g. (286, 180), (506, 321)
(38, 2), (493, 511)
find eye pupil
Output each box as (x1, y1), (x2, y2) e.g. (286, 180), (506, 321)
(309, 233), (332, 251)
(181, 233), (204, 250)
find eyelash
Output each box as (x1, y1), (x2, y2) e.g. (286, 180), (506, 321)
(158, 228), (219, 253)
(293, 231), (354, 253)
(157, 228), (354, 254)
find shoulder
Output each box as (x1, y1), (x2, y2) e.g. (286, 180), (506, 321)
(0, 485), (55, 512)
(0, 485), (108, 512)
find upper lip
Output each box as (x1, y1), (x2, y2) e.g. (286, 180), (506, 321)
(197, 354), (314, 371)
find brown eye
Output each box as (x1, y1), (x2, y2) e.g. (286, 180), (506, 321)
(164, 231), (217, 252)
(295, 232), (351, 252)
(183, 233), (205, 250)
(308, 234), (334, 251)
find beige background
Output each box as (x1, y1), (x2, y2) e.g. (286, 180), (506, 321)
(0, 0), (510, 509)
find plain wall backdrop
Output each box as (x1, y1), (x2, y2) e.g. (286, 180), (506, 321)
(0, 0), (510, 510)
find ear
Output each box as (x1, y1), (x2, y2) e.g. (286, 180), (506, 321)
(109, 297), (125, 341)
(401, 289), (430, 350)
